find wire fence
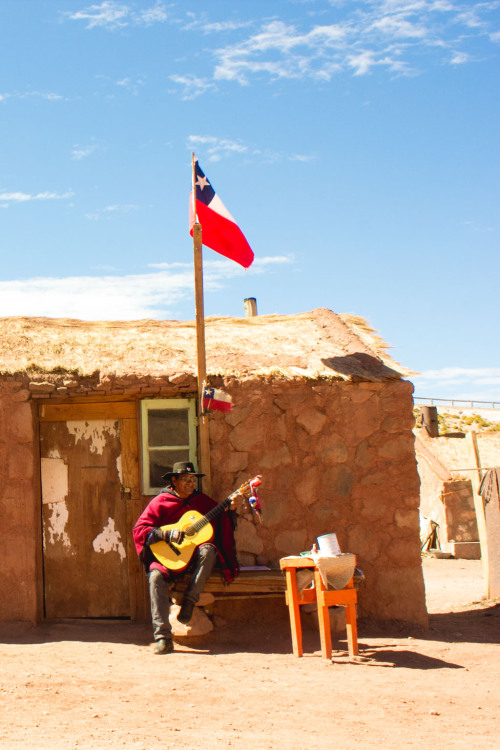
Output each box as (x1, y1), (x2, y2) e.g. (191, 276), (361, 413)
(414, 397), (500, 411)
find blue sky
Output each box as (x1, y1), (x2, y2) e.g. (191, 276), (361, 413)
(0, 0), (498, 402)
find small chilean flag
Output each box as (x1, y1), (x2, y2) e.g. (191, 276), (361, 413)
(190, 158), (254, 269)
(203, 387), (233, 413)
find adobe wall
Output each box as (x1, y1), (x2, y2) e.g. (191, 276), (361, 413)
(417, 452), (449, 534)
(0, 370), (197, 624)
(0, 377), (39, 622)
(1, 369), (427, 626)
(417, 432), (500, 536)
(209, 377), (427, 626)
(417, 432), (500, 475)
(442, 480), (477, 542)
(474, 433), (500, 469)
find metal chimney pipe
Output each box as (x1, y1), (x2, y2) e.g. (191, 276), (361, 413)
(421, 406), (439, 437)
(244, 297), (258, 318)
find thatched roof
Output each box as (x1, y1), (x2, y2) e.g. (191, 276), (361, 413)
(0, 308), (411, 382)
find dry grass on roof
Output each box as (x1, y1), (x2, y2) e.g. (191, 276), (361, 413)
(339, 314), (414, 377)
(0, 308), (410, 382)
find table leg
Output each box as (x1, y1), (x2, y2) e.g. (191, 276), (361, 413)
(285, 568), (303, 657)
(314, 570), (332, 660)
(345, 600), (359, 657)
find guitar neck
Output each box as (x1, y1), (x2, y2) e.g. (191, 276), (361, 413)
(190, 497), (232, 535)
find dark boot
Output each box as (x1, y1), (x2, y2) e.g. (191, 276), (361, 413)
(153, 638), (174, 655)
(177, 598), (196, 625)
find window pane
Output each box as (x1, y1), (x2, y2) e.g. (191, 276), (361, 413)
(148, 409), (189, 447)
(149, 448), (190, 489)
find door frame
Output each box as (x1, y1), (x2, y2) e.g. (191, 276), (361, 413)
(38, 400), (148, 620)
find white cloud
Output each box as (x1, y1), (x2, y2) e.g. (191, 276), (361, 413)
(84, 204), (139, 221)
(0, 271), (189, 320)
(182, 13), (253, 34)
(416, 367), (500, 382)
(116, 76), (146, 95)
(26, 91), (65, 101)
(347, 51), (378, 76)
(463, 219), (495, 232)
(71, 143), (98, 160)
(66, 0), (499, 88)
(187, 135), (247, 162)
(252, 255), (293, 267)
(169, 74), (216, 100)
(200, 2), (498, 88)
(139, 3), (169, 25)
(0, 257), (292, 321)
(288, 153), (317, 162)
(0, 90), (65, 102)
(67, 1), (129, 29)
(149, 255), (292, 277)
(67, 2), (497, 92)
(212, 20), (348, 84)
(412, 366), (500, 402)
(456, 6), (487, 30)
(66, 1), (168, 30)
(450, 51), (470, 64)
(369, 15), (428, 39)
(0, 190), (74, 207)
(187, 135), (316, 166)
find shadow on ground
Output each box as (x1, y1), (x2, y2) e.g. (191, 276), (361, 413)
(359, 602), (500, 646)
(333, 646), (464, 670)
(1, 603), (498, 655)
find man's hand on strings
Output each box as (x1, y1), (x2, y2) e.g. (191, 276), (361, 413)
(163, 528), (185, 545)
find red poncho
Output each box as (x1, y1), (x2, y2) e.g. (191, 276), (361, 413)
(133, 489), (239, 583)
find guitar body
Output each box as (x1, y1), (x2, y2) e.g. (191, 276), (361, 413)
(150, 510), (214, 572)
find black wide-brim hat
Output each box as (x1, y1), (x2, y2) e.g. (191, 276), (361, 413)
(161, 461), (205, 481)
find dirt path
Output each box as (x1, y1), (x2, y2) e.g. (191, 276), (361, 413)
(0, 559), (498, 750)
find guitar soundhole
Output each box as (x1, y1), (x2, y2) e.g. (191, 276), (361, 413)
(184, 525), (195, 537)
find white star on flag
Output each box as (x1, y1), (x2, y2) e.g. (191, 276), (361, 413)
(196, 175), (210, 191)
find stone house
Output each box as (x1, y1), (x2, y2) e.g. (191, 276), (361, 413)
(0, 308), (427, 626)
(416, 429), (500, 559)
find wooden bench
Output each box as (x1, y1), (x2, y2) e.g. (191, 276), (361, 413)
(172, 564), (363, 602)
(172, 566), (287, 600)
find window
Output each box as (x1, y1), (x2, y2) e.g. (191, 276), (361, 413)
(140, 399), (198, 495)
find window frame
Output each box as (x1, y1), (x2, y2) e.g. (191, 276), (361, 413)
(140, 398), (198, 495)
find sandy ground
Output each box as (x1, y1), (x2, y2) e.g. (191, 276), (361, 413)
(0, 557), (498, 750)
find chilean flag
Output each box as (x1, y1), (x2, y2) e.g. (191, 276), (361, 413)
(190, 159), (254, 269)
(202, 387), (233, 413)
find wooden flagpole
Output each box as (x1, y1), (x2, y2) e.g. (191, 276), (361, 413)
(191, 153), (212, 494)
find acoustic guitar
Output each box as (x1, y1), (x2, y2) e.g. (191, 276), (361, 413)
(150, 475), (262, 572)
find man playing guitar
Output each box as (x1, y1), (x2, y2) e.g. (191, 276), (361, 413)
(133, 461), (239, 655)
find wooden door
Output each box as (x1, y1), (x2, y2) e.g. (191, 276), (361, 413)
(39, 402), (146, 619)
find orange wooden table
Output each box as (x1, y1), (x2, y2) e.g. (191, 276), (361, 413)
(279, 555), (359, 660)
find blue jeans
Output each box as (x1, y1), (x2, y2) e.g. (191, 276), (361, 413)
(148, 543), (217, 641)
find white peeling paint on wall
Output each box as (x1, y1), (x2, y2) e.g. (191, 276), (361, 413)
(116, 453), (123, 482)
(66, 420), (119, 455)
(93, 517), (126, 561)
(41, 457), (68, 505)
(48, 448), (61, 459)
(45, 501), (72, 549)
